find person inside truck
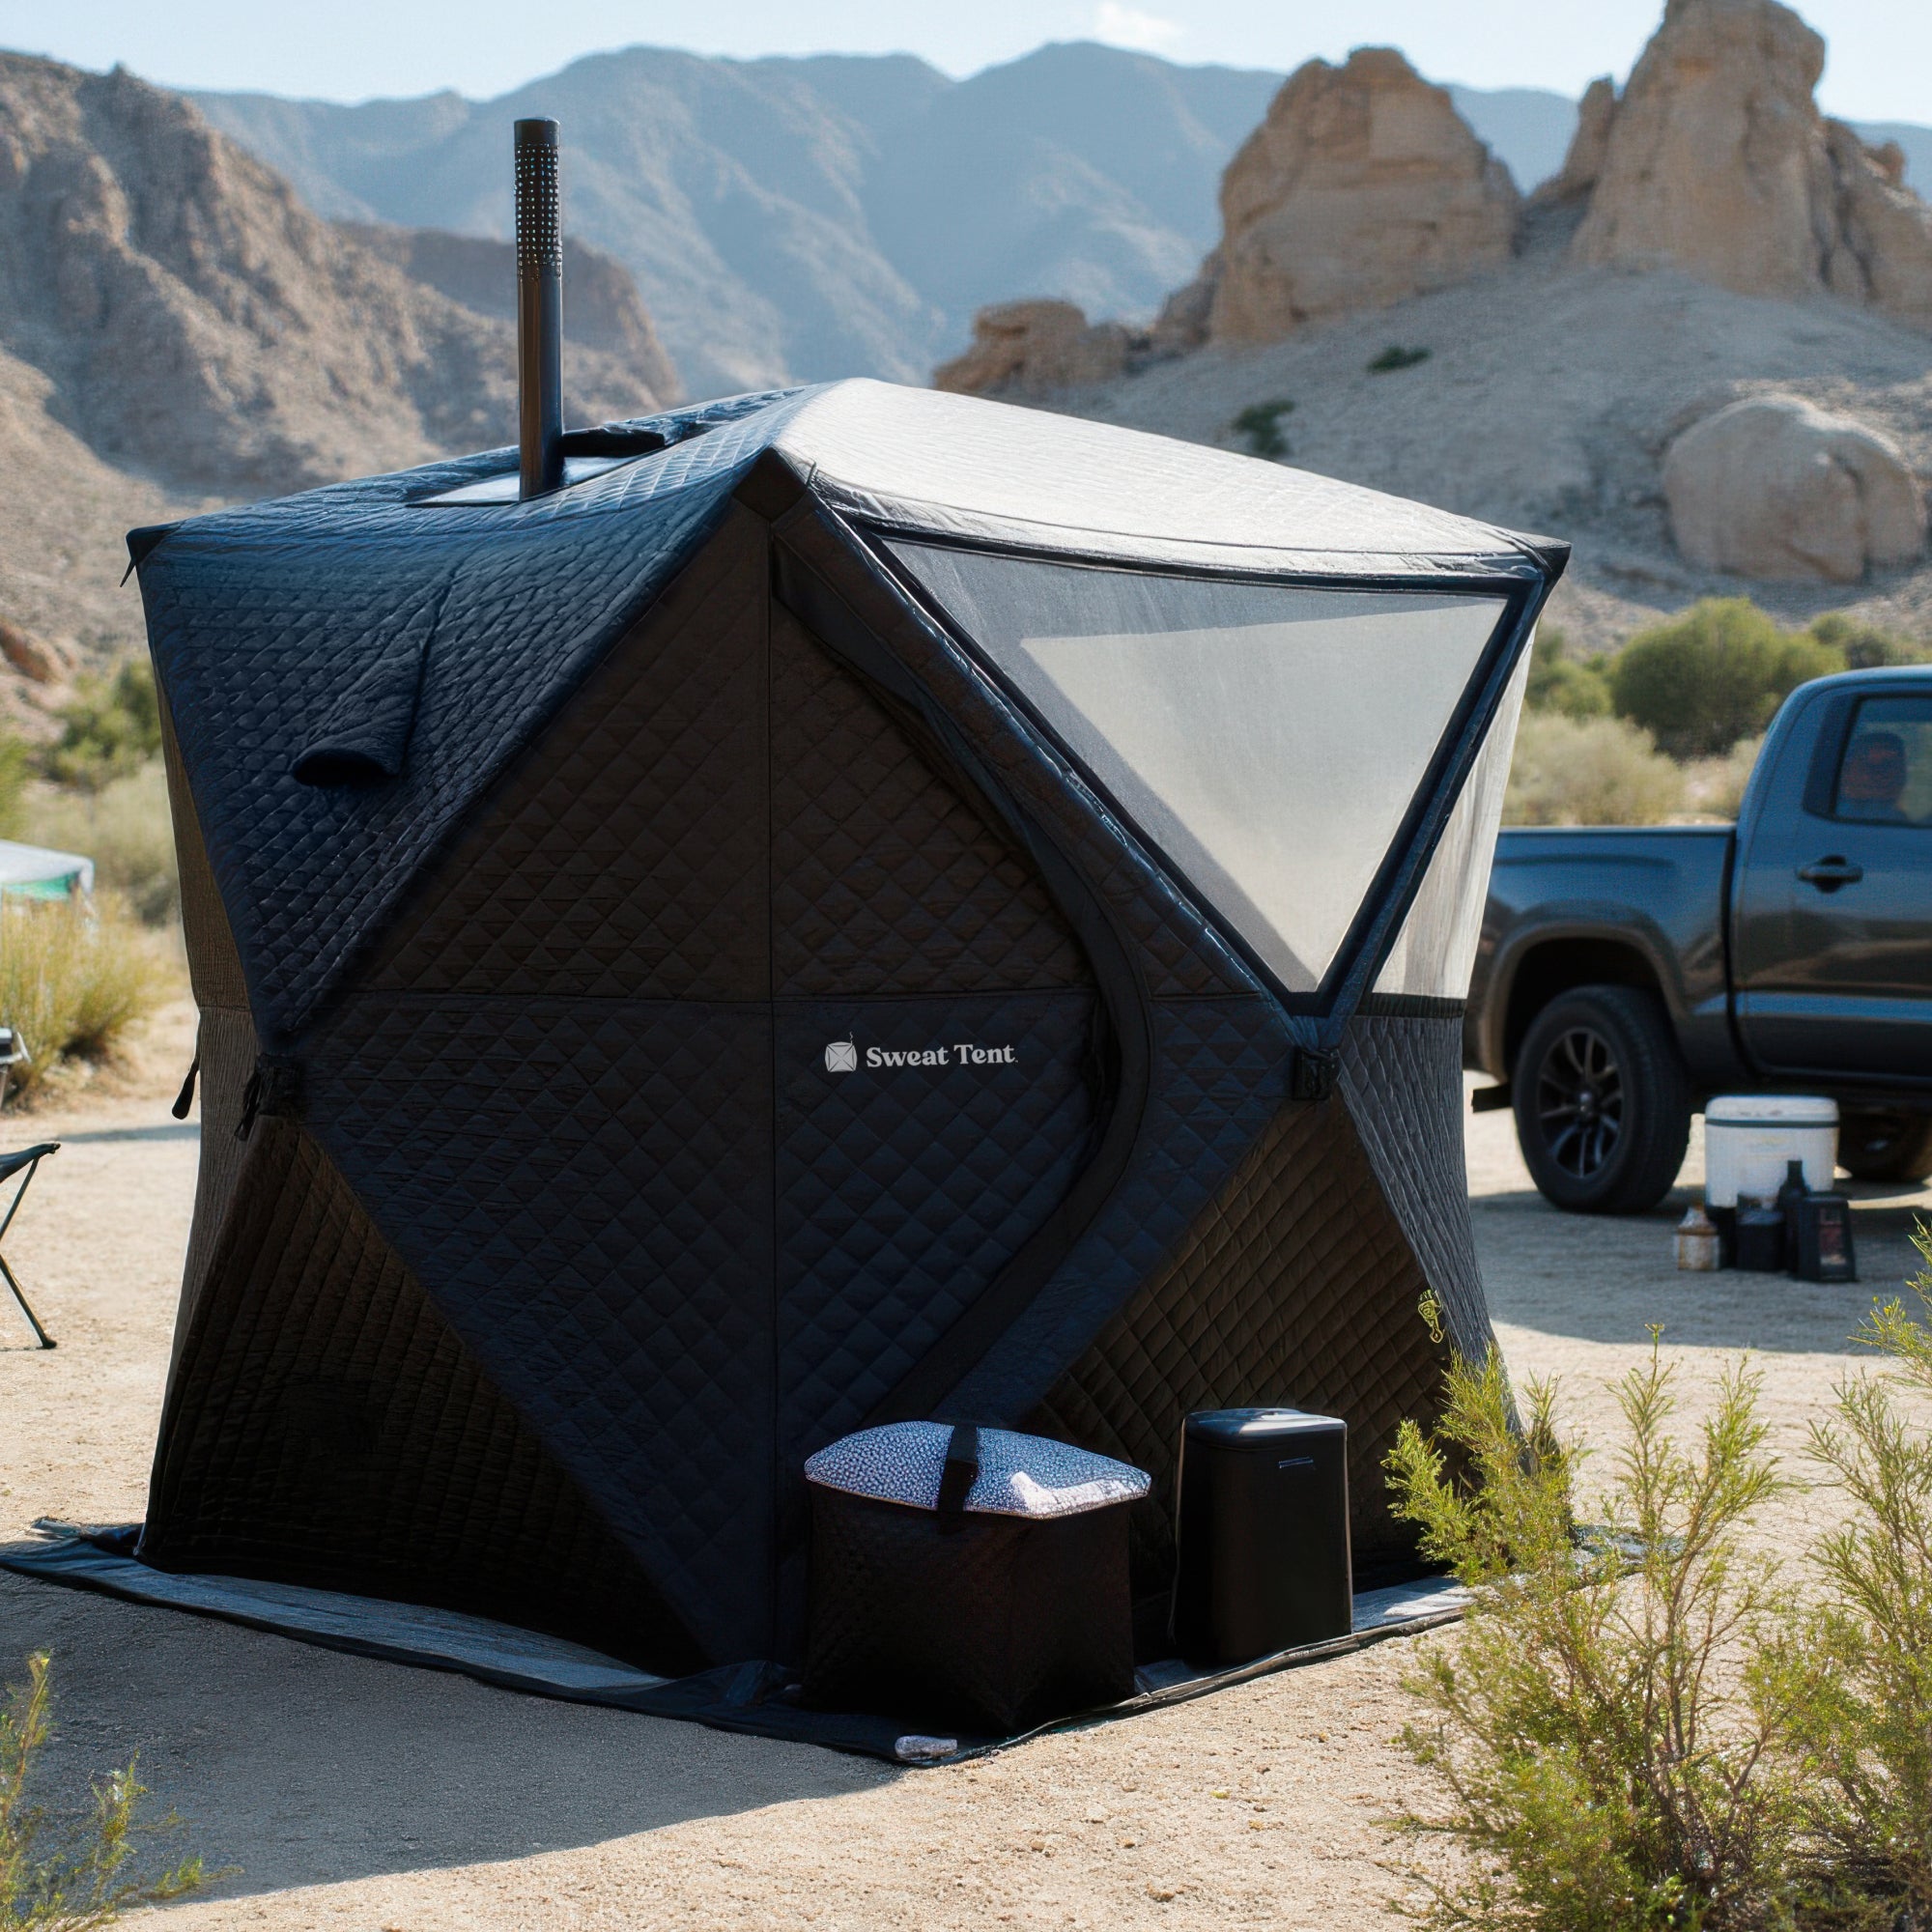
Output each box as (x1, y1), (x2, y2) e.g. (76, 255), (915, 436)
(1836, 727), (1911, 822)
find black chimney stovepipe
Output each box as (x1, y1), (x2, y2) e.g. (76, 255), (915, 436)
(515, 117), (564, 498)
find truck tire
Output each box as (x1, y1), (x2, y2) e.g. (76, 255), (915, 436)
(1837, 1108), (1932, 1184)
(1512, 985), (1692, 1214)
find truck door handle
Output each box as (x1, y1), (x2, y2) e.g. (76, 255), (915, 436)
(1797, 857), (1863, 891)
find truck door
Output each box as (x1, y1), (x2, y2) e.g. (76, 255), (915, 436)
(1734, 686), (1932, 1083)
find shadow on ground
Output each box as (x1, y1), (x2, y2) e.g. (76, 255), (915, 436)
(0, 1572), (890, 1902)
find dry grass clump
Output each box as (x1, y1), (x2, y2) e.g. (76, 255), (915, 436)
(0, 897), (172, 1101)
(18, 766), (178, 926)
(1504, 712), (1687, 827)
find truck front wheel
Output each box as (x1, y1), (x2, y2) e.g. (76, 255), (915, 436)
(1512, 985), (1692, 1214)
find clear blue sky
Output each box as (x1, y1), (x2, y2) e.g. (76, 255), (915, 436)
(0, 0), (1925, 121)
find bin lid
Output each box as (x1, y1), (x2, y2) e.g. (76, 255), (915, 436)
(1183, 1406), (1345, 1448)
(805, 1421), (1150, 1519)
(1706, 1095), (1838, 1128)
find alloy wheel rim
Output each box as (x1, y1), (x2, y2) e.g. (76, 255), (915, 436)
(1535, 1025), (1624, 1179)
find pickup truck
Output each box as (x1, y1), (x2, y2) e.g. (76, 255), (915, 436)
(1465, 666), (1932, 1212)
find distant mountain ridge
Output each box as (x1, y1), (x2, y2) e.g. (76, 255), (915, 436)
(188, 45), (1932, 400)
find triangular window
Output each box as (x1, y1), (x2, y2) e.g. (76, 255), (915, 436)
(887, 541), (1507, 996)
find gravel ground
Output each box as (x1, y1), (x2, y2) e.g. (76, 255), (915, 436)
(0, 1001), (1925, 1930)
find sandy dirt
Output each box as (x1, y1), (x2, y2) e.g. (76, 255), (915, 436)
(1, 1005), (1927, 1930)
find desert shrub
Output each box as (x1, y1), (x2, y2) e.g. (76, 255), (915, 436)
(1385, 1342), (1804, 1932)
(1681, 736), (1766, 823)
(1369, 344), (1431, 372)
(1806, 612), (1929, 670)
(1524, 626), (1612, 720)
(1776, 1250), (1932, 1927)
(1232, 398), (1294, 459)
(1, 1651), (207, 1928)
(0, 897), (171, 1100)
(0, 737), (27, 842)
(1611, 600), (1842, 758)
(1504, 712), (1686, 827)
(39, 662), (161, 793)
(19, 767), (178, 925)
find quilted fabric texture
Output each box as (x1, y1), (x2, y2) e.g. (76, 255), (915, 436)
(374, 511), (771, 1000)
(1027, 1088), (1448, 1587)
(803, 1487), (1135, 1734)
(770, 604), (1089, 997)
(143, 1119), (703, 1671)
(776, 991), (1100, 1460)
(1340, 1009), (1496, 1365)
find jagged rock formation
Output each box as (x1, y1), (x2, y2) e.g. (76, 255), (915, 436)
(1163, 48), (1519, 348)
(1565, 0), (1932, 326)
(339, 223), (681, 406)
(0, 53), (675, 499)
(1534, 78), (1617, 206)
(1663, 395), (1926, 582)
(932, 300), (1138, 397)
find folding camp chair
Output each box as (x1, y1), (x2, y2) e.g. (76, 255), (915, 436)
(0, 1142), (59, 1349)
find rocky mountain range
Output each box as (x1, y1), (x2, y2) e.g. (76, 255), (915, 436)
(945, 0), (1932, 653)
(189, 43), (1930, 400)
(0, 51), (676, 710)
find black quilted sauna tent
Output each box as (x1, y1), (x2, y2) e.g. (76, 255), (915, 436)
(132, 380), (1566, 1678)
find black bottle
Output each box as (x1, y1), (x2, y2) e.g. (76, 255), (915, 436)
(1776, 1158), (1809, 1270)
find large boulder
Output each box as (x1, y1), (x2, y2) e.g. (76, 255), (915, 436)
(932, 300), (1133, 397)
(1199, 48), (1519, 345)
(1662, 395), (1927, 582)
(1570, 0), (1932, 327)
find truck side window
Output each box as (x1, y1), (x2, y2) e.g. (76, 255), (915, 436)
(1833, 695), (1932, 827)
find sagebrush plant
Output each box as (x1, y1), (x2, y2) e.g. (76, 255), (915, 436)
(1384, 1341), (1805, 1931)
(1231, 397), (1294, 459)
(1523, 627), (1613, 722)
(1610, 600), (1840, 759)
(0, 896), (173, 1100)
(1504, 711), (1686, 827)
(39, 662), (162, 794)
(1, 1652), (207, 1929)
(1775, 1245), (1932, 1928)
(20, 765), (179, 926)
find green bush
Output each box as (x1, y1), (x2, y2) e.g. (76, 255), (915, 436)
(1231, 398), (1294, 459)
(1505, 713), (1686, 827)
(0, 897), (173, 1101)
(40, 661), (161, 793)
(1806, 612), (1929, 670)
(1385, 1342), (1804, 1931)
(19, 767), (178, 925)
(1368, 345), (1431, 373)
(1611, 600), (1842, 758)
(1524, 627), (1612, 720)
(0, 738), (27, 842)
(1776, 1254), (1932, 1926)
(2, 1651), (208, 1928)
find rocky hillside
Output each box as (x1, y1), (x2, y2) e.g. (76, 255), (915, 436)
(941, 0), (1932, 652)
(0, 53), (677, 714)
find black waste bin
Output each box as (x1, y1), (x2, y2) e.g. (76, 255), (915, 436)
(1171, 1407), (1351, 1666)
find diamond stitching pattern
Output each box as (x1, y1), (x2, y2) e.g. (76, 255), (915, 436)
(774, 993), (1099, 1459)
(304, 993), (776, 1661)
(143, 1120), (702, 1669)
(374, 511), (769, 999)
(771, 608), (1089, 996)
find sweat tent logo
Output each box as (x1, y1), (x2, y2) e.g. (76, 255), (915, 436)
(823, 1040), (1018, 1072)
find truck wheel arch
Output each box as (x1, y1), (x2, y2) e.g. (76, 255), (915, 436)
(1498, 934), (1671, 1079)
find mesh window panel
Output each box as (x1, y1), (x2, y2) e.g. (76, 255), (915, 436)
(887, 542), (1504, 993)
(1374, 644), (1529, 999)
